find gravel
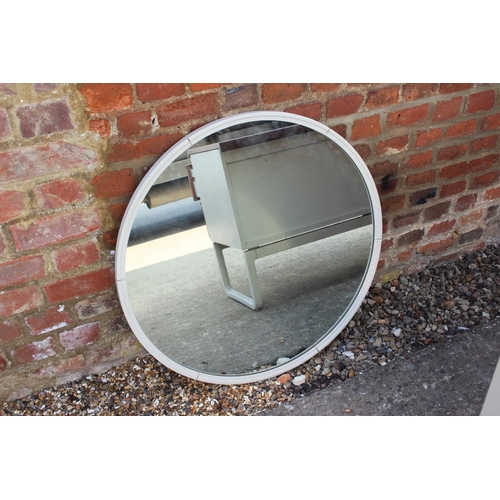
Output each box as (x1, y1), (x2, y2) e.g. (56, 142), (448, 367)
(2, 243), (500, 416)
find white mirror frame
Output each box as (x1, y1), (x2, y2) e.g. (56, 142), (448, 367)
(115, 111), (383, 385)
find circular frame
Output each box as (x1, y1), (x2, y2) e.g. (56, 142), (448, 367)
(115, 111), (382, 384)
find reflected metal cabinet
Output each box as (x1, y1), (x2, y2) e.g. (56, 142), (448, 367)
(187, 125), (371, 310)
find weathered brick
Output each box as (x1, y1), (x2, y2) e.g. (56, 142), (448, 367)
(59, 322), (99, 351)
(398, 229), (424, 246)
(440, 83), (472, 94)
(404, 150), (433, 169)
(11, 337), (56, 364)
(117, 110), (152, 137)
(418, 236), (456, 254)
(108, 202), (128, 223)
(415, 128), (443, 147)
(471, 134), (498, 152)
(441, 180), (467, 198)
(429, 219), (456, 237)
(381, 238), (393, 252)
(486, 205), (498, 220)
(189, 83), (222, 92)
(432, 97), (462, 122)
(0, 232), (5, 256)
(331, 124), (348, 139)
(0, 84), (16, 95)
(439, 154), (498, 179)
(377, 176), (398, 195)
(223, 85), (258, 111)
(91, 168), (137, 199)
(455, 194), (477, 212)
(0, 190), (27, 223)
(51, 240), (100, 273)
(368, 160), (398, 180)
(311, 83), (341, 93)
(402, 84), (438, 101)
(25, 306), (72, 336)
(459, 208), (483, 227)
(0, 320), (23, 345)
(405, 170), (436, 186)
(365, 86), (399, 110)
(397, 250), (413, 262)
(33, 83), (58, 92)
(79, 83), (133, 112)
(136, 83), (185, 102)
(89, 119), (111, 138)
(484, 187), (500, 201)
(393, 211), (421, 228)
(10, 208), (100, 252)
(472, 171), (499, 188)
(466, 90), (496, 113)
(375, 135), (408, 156)
(481, 113), (500, 131)
(0, 255), (45, 290)
(0, 141), (97, 186)
(106, 132), (182, 163)
(0, 108), (10, 139)
(445, 119), (477, 138)
(74, 293), (118, 320)
(381, 194), (405, 212)
(409, 188), (437, 206)
(423, 201), (451, 221)
(326, 94), (363, 117)
(458, 227), (483, 245)
(437, 143), (468, 162)
(353, 143), (370, 159)
(0, 352), (8, 371)
(351, 115), (381, 140)
(0, 285), (45, 317)
(285, 102), (322, 120)
(386, 104), (429, 128)
(16, 100), (73, 138)
(33, 178), (84, 209)
(157, 93), (219, 127)
(34, 354), (86, 378)
(261, 84), (307, 104)
(43, 267), (114, 303)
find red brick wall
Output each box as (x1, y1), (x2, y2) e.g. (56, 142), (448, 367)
(1, 83), (499, 401)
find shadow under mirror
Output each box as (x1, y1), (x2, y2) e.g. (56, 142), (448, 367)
(122, 117), (375, 377)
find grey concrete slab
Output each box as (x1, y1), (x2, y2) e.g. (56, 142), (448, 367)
(260, 317), (500, 416)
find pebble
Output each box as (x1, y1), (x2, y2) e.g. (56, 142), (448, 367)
(2, 243), (500, 416)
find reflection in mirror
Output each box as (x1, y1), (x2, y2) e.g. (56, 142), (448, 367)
(121, 115), (378, 379)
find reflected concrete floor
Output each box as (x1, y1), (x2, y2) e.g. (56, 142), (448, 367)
(125, 200), (372, 375)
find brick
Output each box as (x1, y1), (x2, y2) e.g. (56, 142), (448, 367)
(0, 255), (45, 290)
(437, 143), (468, 162)
(59, 322), (99, 351)
(0, 108), (10, 139)
(16, 100), (73, 138)
(415, 128), (443, 147)
(117, 110), (152, 137)
(472, 171), (499, 188)
(375, 135), (408, 156)
(34, 354), (86, 378)
(481, 113), (500, 131)
(108, 202), (128, 223)
(351, 115), (381, 140)
(261, 84), (307, 104)
(91, 168), (137, 199)
(106, 132), (182, 163)
(79, 83), (132, 112)
(108, 314), (129, 333)
(34, 83), (58, 92)
(223, 85), (258, 111)
(51, 240), (100, 272)
(466, 90), (496, 113)
(485, 187), (500, 201)
(386, 104), (429, 128)
(486, 205), (498, 220)
(331, 124), (348, 139)
(0, 233), (5, 256)
(311, 83), (341, 93)
(43, 267), (114, 303)
(471, 134), (498, 152)
(353, 143), (370, 159)
(441, 180), (467, 198)
(439, 154), (498, 179)
(459, 208), (483, 227)
(0, 285), (45, 317)
(0, 353), (8, 371)
(0, 320), (23, 344)
(11, 208), (100, 252)
(423, 201), (451, 221)
(34, 178), (84, 209)
(25, 306), (72, 336)
(326, 94), (363, 118)
(157, 94), (219, 127)
(458, 228), (483, 245)
(398, 229), (424, 246)
(405, 170), (436, 186)
(432, 97), (462, 122)
(189, 83), (222, 92)
(11, 337), (56, 364)
(74, 293), (118, 320)
(404, 150), (433, 169)
(381, 238), (393, 251)
(377, 176), (398, 195)
(381, 194), (405, 212)
(397, 250), (413, 262)
(393, 211), (421, 228)
(455, 194), (477, 212)
(285, 102), (322, 120)
(0, 190), (26, 223)
(0, 141), (98, 186)
(440, 84), (472, 94)
(402, 84), (438, 101)
(136, 83), (185, 102)
(365, 86), (399, 110)
(445, 119), (477, 138)
(418, 236), (456, 254)
(0, 84), (16, 95)
(429, 219), (456, 237)
(409, 188), (437, 206)
(368, 160), (398, 180)
(89, 119), (111, 138)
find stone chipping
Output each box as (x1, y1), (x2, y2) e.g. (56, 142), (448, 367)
(2, 243), (500, 416)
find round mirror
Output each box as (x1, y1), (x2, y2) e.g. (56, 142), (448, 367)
(115, 111), (382, 384)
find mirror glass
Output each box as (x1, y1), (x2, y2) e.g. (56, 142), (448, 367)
(118, 113), (381, 383)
